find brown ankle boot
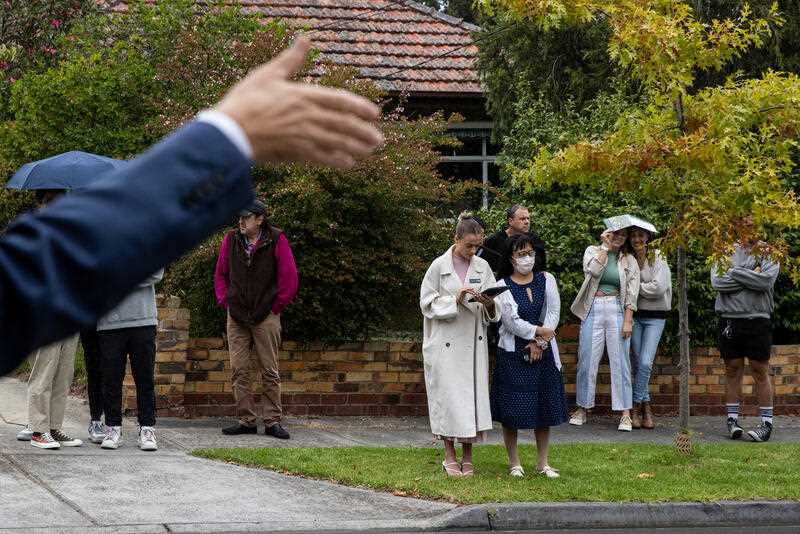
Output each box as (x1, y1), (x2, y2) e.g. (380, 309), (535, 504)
(631, 403), (642, 429)
(642, 402), (655, 429)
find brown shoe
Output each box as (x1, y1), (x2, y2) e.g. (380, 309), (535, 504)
(642, 402), (655, 429)
(631, 403), (642, 429)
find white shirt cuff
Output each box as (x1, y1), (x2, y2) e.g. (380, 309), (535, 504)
(196, 110), (254, 161)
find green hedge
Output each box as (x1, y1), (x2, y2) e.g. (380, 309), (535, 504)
(162, 113), (464, 340)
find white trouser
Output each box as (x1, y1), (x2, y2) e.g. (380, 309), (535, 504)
(576, 296), (632, 411)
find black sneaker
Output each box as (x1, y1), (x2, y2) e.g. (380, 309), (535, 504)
(727, 417), (743, 440)
(747, 421), (773, 442)
(221, 423), (257, 436)
(265, 423), (290, 440)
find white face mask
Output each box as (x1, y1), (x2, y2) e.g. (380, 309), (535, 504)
(514, 255), (536, 275)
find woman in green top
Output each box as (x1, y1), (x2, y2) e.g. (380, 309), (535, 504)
(569, 226), (640, 431)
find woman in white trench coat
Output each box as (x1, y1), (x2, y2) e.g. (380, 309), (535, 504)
(420, 213), (501, 477)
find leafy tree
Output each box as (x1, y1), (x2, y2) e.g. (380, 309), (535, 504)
(480, 0), (800, 449)
(0, 0), (97, 228)
(0, 0), (96, 118)
(478, 0), (800, 349)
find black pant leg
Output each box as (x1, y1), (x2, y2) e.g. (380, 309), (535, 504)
(80, 329), (104, 421)
(98, 329), (129, 427)
(128, 326), (157, 427)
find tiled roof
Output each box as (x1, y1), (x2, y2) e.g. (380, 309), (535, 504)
(107, 0), (482, 95)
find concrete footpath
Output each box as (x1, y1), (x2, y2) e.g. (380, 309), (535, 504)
(2, 376), (800, 533)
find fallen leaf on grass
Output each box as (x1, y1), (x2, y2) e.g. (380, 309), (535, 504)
(393, 490), (408, 496)
(637, 472), (655, 479)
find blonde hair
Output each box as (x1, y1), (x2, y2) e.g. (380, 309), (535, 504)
(455, 211), (484, 239)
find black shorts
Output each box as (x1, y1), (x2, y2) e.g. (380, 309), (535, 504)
(718, 317), (772, 362)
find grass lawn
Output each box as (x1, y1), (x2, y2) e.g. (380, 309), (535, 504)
(193, 443), (800, 504)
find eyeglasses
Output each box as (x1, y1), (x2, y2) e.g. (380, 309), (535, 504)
(513, 251), (536, 259)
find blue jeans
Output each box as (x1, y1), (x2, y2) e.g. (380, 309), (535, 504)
(630, 317), (666, 403)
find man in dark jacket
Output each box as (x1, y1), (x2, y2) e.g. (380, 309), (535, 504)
(479, 204), (546, 276)
(214, 200), (298, 439)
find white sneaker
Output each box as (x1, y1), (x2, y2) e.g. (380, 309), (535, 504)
(538, 465), (560, 479)
(31, 432), (60, 449)
(138, 426), (157, 451)
(88, 421), (105, 444)
(16, 426), (33, 441)
(509, 465), (525, 477)
(101, 426), (122, 449)
(618, 415), (633, 432)
(569, 409), (587, 426)
(50, 429), (83, 447)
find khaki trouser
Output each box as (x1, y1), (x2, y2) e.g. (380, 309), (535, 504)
(227, 312), (282, 426)
(27, 335), (79, 433)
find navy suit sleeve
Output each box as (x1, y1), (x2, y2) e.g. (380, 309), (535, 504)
(0, 121), (254, 374)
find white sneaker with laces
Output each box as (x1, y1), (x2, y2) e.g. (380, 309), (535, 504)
(101, 426), (123, 449)
(569, 409), (587, 426)
(16, 426), (33, 441)
(88, 421), (106, 444)
(31, 432), (61, 449)
(618, 415), (633, 432)
(138, 426), (158, 451)
(509, 465), (525, 477)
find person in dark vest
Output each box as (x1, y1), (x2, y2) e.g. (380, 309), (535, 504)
(214, 199), (298, 439)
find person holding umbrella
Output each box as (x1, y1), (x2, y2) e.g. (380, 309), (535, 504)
(9, 155), (128, 447)
(569, 215), (642, 432)
(15, 190), (83, 449)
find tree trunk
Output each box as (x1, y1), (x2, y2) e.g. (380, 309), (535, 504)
(677, 245), (691, 432)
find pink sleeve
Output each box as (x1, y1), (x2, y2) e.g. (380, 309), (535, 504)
(271, 233), (299, 315)
(213, 234), (231, 308)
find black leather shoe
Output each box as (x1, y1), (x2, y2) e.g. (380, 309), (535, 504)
(221, 423), (257, 436)
(265, 423), (290, 440)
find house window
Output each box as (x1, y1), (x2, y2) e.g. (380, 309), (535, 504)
(438, 122), (500, 210)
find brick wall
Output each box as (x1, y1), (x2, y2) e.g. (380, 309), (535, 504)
(558, 343), (800, 416)
(180, 339), (427, 417)
(122, 297), (800, 418)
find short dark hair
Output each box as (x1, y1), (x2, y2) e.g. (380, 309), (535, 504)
(497, 233), (542, 280)
(506, 204), (526, 223)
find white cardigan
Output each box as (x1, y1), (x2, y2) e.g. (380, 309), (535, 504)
(495, 272), (562, 370)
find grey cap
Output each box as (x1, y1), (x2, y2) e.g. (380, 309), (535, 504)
(239, 199), (267, 217)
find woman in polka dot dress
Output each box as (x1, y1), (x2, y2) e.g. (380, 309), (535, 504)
(491, 233), (567, 478)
